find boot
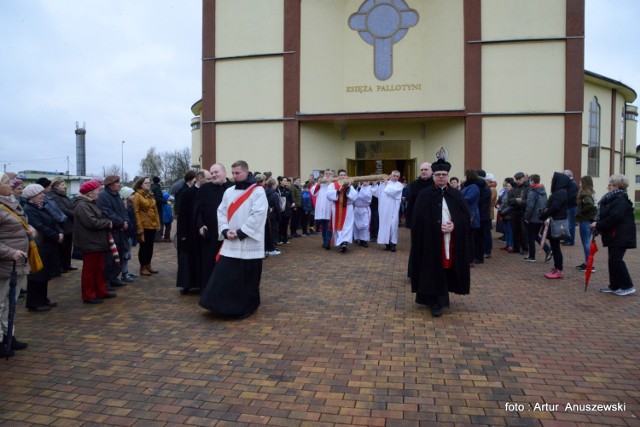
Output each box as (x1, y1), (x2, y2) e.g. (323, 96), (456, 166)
(147, 265), (159, 274)
(140, 266), (152, 276)
(3, 335), (28, 350)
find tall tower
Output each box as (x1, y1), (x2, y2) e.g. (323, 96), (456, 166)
(75, 122), (86, 176)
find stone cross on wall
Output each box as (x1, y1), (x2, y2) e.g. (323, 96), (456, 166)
(349, 0), (419, 81)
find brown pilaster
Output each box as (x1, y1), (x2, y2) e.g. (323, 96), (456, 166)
(464, 0), (482, 170)
(283, 0), (301, 177)
(201, 0), (216, 169)
(609, 89), (617, 176)
(564, 0), (585, 178)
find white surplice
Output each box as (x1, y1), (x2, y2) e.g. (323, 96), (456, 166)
(373, 180), (403, 245)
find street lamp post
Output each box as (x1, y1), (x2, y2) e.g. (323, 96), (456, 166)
(121, 140), (125, 181)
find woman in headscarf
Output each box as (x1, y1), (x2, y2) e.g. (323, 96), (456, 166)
(21, 184), (63, 311)
(133, 177), (160, 276)
(0, 173), (32, 356)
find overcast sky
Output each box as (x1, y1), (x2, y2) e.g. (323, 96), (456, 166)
(1, 0), (638, 178)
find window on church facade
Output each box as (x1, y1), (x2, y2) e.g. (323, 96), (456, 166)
(587, 97), (600, 176)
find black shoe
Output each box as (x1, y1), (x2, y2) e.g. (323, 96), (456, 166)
(120, 275), (133, 283)
(46, 300), (58, 308)
(390, 244), (396, 252)
(325, 244), (331, 250)
(362, 242), (368, 248)
(3, 335), (28, 351)
(83, 298), (103, 304)
(339, 243), (347, 253)
(106, 285), (115, 292)
(385, 244), (391, 251)
(101, 292), (117, 299)
(65, 266), (78, 271)
(110, 278), (127, 287)
(27, 305), (51, 312)
(431, 306), (443, 317)
(179, 288), (190, 295)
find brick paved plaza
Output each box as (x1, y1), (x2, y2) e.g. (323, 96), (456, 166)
(1, 227), (638, 426)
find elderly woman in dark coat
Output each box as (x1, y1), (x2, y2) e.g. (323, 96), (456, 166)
(49, 178), (76, 272)
(73, 182), (117, 304)
(591, 174), (636, 296)
(21, 184), (63, 312)
(0, 173), (32, 356)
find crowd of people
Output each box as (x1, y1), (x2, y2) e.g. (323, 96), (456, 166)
(0, 159), (636, 357)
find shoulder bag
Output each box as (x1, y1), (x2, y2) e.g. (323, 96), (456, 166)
(549, 218), (571, 240)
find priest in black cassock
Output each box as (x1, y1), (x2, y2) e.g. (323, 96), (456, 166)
(409, 158), (471, 317)
(406, 161), (433, 279)
(194, 163), (232, 291)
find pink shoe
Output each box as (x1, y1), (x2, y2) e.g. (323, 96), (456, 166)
(544, 268), (564, 279)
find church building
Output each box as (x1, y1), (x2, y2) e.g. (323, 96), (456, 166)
(190, 0), (637, 198)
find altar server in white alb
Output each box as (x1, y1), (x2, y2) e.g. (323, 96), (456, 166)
(373, 170), (404, 252)
(199, 160), (268, 319)
(311, 169), (334, 250)
(353, 181), (373, 247)
(326, 169), (358, 253)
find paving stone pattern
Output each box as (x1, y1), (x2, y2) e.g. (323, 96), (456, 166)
(1, 227), (639, 426)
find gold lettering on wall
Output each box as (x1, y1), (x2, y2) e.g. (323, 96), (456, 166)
(345, 83), (422, 94)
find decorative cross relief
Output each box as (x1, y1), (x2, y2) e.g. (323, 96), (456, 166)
(348, 0), (419, 81)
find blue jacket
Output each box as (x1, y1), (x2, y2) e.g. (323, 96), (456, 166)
(462, 183), (480, 229)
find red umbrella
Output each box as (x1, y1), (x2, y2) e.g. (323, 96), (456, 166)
(584, 236), (599, 291)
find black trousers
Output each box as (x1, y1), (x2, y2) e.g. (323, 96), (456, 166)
(138, 229), (156, 267)
(511, 211), (527, 252)
(608, 246), (633, 290)
(26, 279), (48, 309)
(290, 208), (301, 235)
(60, 232), (73, 269)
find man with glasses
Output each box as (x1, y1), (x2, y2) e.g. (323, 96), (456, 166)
(409, 159), (471, 318)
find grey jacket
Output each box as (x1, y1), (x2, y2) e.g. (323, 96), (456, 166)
(524, 185), (548, 224)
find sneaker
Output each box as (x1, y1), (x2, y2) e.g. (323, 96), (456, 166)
(127, 273), (138, 279)
(577, 264), (596, 273)
(599, 286), (615, 293)
(544, 268), (564, 279)
(613, 287), (636, 296)
(268, 250), (281, 256)
(523, 257), (536, 263)
(545, 251), (553, 262)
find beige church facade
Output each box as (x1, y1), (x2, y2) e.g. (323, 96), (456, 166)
(191, 0), (637, 199)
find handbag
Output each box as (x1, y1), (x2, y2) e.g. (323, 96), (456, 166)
(549, 218), (571, 240)
(0, 204), (44, 273)
(28, 240), (44, 274)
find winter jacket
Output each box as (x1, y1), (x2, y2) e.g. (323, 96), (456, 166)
(566, 179), (578, 209)
(302, 190), (313, 213)
(134, 189), (160, 231)
(49, 189), (75, 233)
(507, 182), (529, 212)
(290, 183), (302, 208)
(575, 190), (597, 222)
(265, 187), (282, 223)
(44, 193), (67, 225)
(73, 195), (112, 253)
(461, 183), (480, 229)
(524, 184), (548, 224)
(0, 196), (30, 278)
(476, 178), (491, 222)
(539, 172), (569, 222)
(97, 188), (129, 230)
(22, 201), (63, 281)
(595, 192), (636, 249)
(278, 186), (293, 218)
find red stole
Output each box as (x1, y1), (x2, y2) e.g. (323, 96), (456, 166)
(331, 181), (348, 231)
(215, 184), (258, 262)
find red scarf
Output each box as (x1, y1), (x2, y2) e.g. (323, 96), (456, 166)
(331, 182), (348, 231)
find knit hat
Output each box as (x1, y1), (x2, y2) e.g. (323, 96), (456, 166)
(35, 177), (52, 188)
(119, 186), (134, 200)
(10, 178), (23, 189)
(80, 181), (101, 195)
(22, 184), (45, 199)
(103, 175), (120, 187)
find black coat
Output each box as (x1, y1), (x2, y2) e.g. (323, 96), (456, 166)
(23, 201), (63, 281)
(540, 172), (569, 221)
(566, 179), (578, 209)
(49, 190), (74, 233)
(194, 180), (233, 236)
(406, 176), (433, 228)
(476, 178), (492, 222)
(410, 184), (471, 297)
(596, 192), (636, 249)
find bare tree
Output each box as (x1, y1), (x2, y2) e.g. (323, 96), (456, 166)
(99, 165), (129, 182)
(139, 147), (163, 181)
(138, 146), (192, 187)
